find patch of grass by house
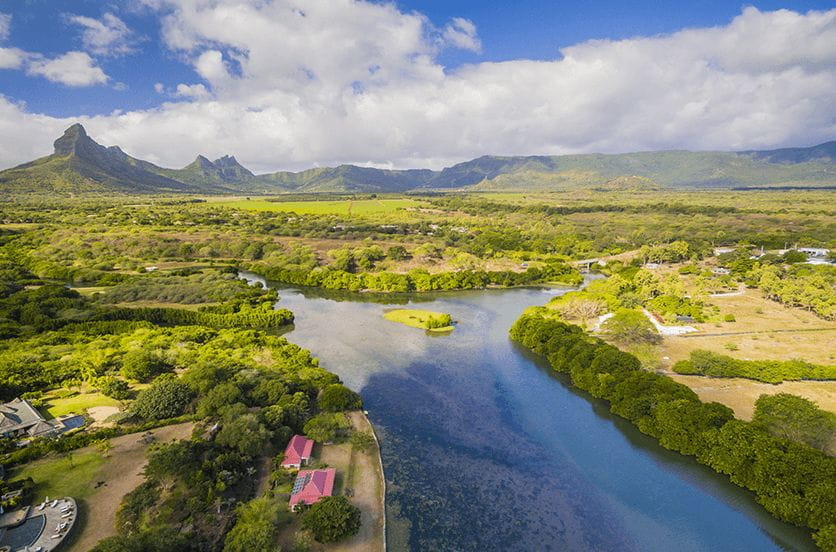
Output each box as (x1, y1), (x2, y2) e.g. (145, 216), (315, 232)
(383, 309), (455, 332)
(42, 392), (121, 418)
(11, 452), (105, 500)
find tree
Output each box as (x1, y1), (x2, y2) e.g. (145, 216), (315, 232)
(223, 496), (284, 552)
(601, 309), (660, 345)
(91, 527), (195, 552)
(121, 349), (172, 383)
(350, 431), (376, 454)
(131, 380), (194, 420)
(215, 413), (273, 456)
(300, 496), (361, 543)
(303, 413), (350, 443)
(753, 393), (836, 452)
(386, 246), (409, 261)
(97, 376), (132, 400)
(318, 384), (362, 412)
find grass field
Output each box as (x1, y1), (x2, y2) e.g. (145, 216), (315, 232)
(383, 308), (455, 332)
(209, 198), (423, 215)
(42, 392), (121, 418)
(12, 452), (105, 501)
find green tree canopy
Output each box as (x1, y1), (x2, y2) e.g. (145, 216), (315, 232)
(754, 393), (836, 452)
(300, 496), (361, 543)
(318, 384), (362, 412)
(602, 309), (661, 345)
(131, 380), (194, 420)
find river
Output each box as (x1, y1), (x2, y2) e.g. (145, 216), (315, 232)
(241, 272), (815, 552)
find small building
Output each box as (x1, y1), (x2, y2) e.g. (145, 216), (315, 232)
(281, 435), (314, 469)
(0, 399), (84, 441)
(798, 247), (829, 258)
(289, 468), (336, 511)
(712, 267), (731, 275)
(713, 247), (736, 256)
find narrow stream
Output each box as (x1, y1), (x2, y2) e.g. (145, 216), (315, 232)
(242, 272), (815, 552)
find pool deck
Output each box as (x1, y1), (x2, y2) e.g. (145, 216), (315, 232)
(0, 497), (77, 552)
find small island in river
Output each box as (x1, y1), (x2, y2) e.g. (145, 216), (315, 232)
(384, 309), (455, 332)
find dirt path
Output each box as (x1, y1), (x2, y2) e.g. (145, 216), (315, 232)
(327, 412), (385, 552)
(68, 422), (194, 552)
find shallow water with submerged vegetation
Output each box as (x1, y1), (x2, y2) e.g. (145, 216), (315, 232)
(241, 271), (816, 551)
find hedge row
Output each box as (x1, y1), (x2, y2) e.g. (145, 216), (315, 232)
(673, 350), (836, 384)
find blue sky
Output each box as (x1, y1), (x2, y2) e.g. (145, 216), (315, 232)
(0, 1), (834, 171)
(1, 0), (832, 117)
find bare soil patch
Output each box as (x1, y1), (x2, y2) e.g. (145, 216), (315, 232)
(668, 374), (836, 419)
(67, 422), (195, 552)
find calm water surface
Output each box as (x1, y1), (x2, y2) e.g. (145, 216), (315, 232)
(242, 272), (815, 552)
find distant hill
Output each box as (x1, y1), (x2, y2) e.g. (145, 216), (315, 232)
(0, 124), (833, 195)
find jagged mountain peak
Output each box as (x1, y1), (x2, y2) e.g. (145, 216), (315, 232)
(53, 123), (92, 156)
(214, 154), (240, 166)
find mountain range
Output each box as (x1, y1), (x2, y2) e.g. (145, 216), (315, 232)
(0, 124), (833, 195)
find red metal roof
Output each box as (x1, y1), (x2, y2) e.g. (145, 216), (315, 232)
(281, 434), (314, 467)
(289, 468), (336, 508)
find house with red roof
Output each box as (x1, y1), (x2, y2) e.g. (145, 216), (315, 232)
(281, 434), (314, 469)
(289, 468), (336, 510)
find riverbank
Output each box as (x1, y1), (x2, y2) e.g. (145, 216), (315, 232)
(276, 411), (385, 552)
(510, 311), (833, 549)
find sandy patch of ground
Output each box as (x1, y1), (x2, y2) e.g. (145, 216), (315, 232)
(87, 406), (121, 428)
(67, 422), (195, 552)
(659, 288), (836, 366)
(669, 374), (836, 418)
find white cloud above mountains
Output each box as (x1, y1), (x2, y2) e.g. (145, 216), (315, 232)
(67, 12), (138, 57)
(0, 10), (113, 87)
(0, 2), (834, 173)
(26, 51), (109, 87)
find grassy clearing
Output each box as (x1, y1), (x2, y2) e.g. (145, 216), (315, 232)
(42, 392), (121, 418)
(658, 290), (836, 366)
(210, 198), (422, 215)
(12, 452), (105, 500)
(383, 308), (455, 332)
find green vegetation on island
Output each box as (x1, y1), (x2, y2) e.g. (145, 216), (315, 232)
(384, 308), (455, 332)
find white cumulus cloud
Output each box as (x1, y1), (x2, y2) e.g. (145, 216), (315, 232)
(0, 47), (25, 69)
(0, 12), (11, 42)
(443, 17), (481, 52)
(26, 51), (109, 87)
(0, 2), (834, 173)
(67, 12), (137, 56)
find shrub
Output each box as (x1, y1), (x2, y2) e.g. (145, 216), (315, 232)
(120, 349), (172, 383)
(97, 376), (132, 400)
(601, 309), (660, 345)
(303, 413), (351, 443)
(318, 384), (362, 412)
(300, 496), (361, 543)
(131, 380), (194, 420)
(753, 393), (836, 452)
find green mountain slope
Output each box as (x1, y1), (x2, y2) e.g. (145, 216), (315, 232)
(1, 124), (833, 194)
(0, 124), (205, 194)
